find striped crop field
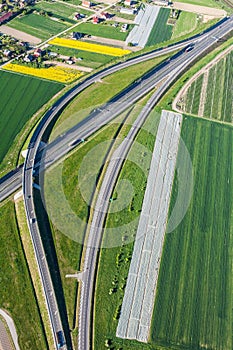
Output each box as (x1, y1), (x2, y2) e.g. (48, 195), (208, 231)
(3, 63), (83, 83)
(182, 50), (233, 123)
(146, 8), (173, 47)
(48, 38), (131, 57)
(151, 116), (233, 350)
(0, 70), (63, 166)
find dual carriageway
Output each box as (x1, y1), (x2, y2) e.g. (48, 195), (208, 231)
(0, 16), (233, 350)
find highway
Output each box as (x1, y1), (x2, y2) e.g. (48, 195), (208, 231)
(0, 15), (232, 350)
(0, 20), (228, 202)
(76, 17), (233, 350)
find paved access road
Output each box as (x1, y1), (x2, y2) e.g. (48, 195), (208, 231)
(0, 309), (20, 350)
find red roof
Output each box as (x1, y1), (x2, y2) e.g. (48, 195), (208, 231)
(0, 12), (13, 24)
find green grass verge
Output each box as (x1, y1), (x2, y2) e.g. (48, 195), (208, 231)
(93, 111), (161, 350)
(0, 202), (48, 349)
(151, 116), (233, 350)
(15, 198), (54, 348)
(72, 22), (132, 41)
(41, 108), (141, 346)
(50, 53), (171, 140)
(172, 11), (197, 39)
(0, 70), (63, 175)
(146, 8), (173, 47)
(8, 13), (69, 40)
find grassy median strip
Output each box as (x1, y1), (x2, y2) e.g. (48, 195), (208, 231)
(93, 110), (161, 350)
(50, 53), (172, 140)
(0, 202), (48, 349)
(15, 198), (54, 349)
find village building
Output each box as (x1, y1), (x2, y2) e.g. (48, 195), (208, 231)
(120, 7), (135, 15)
(82, 0), (92, 8)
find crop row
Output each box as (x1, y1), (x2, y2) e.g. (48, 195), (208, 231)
(184, 50), (233, 123)
(49, 38), (131, 57)
(3, 63), (83, 83)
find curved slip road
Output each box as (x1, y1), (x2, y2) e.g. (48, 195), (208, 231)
(0, 309), (20, 350)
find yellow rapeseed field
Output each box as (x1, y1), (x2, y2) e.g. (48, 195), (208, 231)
(3, 63), (83, 83)
(49, 38), (131, 57)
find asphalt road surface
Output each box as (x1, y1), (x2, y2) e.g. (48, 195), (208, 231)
(0, 14), (232, 350)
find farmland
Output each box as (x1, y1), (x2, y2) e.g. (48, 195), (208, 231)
(183, 50), (233, 122)
(0, 202), (48, 349)
(151, 116), (232, 350)
(0, 70), (63, 170)
(3, 63), (83, 83)
(34, 1), (76, 22)
(174, 0), (223, 8)
(7, 13), (69, 40)
(73, 22), (132, 41)
(48, 45), (114, 68)
(146, 8), (173, 46)
(172, 11), (197, 39)
(49, 38), (131, 56)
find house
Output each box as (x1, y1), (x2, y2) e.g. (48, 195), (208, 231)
(72, 32), (84, 39)
(0, 12), (13, 24)
(121, 23), (128, 32)
(124, 0), (133, 6)
(100, 12), (111, 20)
(92, 15), (99, 24)
(82, 0), (91, 7)
(3, 49), (11, 57)
(153, 0), (170, 5)
(24, 54), (33, 62)
(33, 48), (42, 57)
(120, 7), (135, 15)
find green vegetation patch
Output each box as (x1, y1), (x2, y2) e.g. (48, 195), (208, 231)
(50, 53), (170, 138)
(184, 50), (233, 122)
(34, 1), (76, 20)
(94, 112), (161, 350)
(146, 8), (173, 47)
(172, 11), (197, 39)
(174, 0), (223, 8)
(8, 13), (69, 40)
(72, 22), (132, 41)
(0, 70), (63, 170)
(151, 117), (233, 350)
(0, 202), (48, 349)
(49, 45), (114, 68)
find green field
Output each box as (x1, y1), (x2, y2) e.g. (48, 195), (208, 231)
(8, 13), (69, 40)
(151, 117), (232, 350)
(0, 202), (48, 349)
(72, 22), (132, 41)
(175, 0), (223, 8)
(49, 45), (114, 68)
(172, 11), (197, 39)
(35, 1), (75, 18)
(0, 70), (63, 172)
(146, 8), (173, 47)
(184, 50), (233, 122)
